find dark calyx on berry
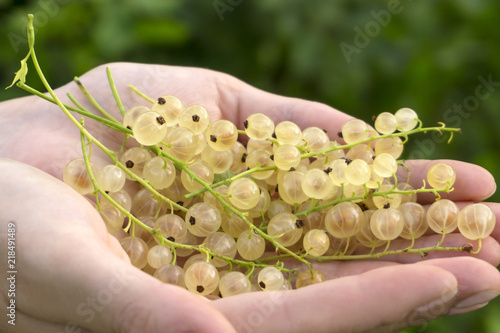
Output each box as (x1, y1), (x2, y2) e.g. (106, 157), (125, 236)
(157, 97), (166, 105)
(156, 116), (166, 125)
(125, 160), (134, 168)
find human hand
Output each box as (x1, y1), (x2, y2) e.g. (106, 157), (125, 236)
(0, 158), (236, 333)
(1, 63), (499, 333)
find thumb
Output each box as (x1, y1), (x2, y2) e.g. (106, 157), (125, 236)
(0, 159), (235, 333)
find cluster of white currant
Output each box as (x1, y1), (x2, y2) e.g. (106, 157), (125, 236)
(63, 95), (495, 298)
(12, 15), (494, 299)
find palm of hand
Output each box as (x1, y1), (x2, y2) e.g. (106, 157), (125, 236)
(1, 63), (499, 333)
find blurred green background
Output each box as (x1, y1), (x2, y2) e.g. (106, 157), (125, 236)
(1, 0), (500, 331)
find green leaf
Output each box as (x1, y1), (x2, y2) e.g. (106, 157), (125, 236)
(6, 14), (34, 90)
(214, 170), (236, 183)
(6, 57), (28, 89)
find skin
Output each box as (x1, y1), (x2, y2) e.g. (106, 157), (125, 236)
(0, 63), (499, 333)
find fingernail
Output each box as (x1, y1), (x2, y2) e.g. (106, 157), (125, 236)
(447, 302), (489, 316)
(487, 181), (497, 198)
(448, 290), (500, 315)
(407, 289), (458, 326)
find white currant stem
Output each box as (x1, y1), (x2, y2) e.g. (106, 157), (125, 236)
(435, 230), (447, 248)
(295, 184), (453, 218)
(258, 244), (471, 263)
(21, 16), (187, 218)
(127, 84), (155, 104)
(184, 165), (276, 199)
(300, 125), (461, 160)
(17, 82), (130, 134)
(471, 239), (482, 254)
(106, 66), (126, 117)
(74, 76), (120, 124)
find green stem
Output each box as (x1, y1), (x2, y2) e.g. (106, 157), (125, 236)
(25, 18), (184, 214)
(471, 239), (482, 254)
(17, 83), (131, 134)
(107, 66), (126, 117)
(295, 184), (453, 218)
(435, 231), (447, 248)
(185, 165), (276, 199)
(257, 244), (470, 263)
(74, 75), (120, 124)
(128, 85), (155, 104)
(300, 126), (461, 160)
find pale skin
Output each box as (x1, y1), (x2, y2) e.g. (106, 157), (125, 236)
(0, 63), (499, 333)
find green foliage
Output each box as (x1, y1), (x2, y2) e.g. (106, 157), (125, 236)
(1, 1), (499, 331)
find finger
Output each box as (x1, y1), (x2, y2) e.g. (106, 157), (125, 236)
(223, 82), (353, 135)
(355, 200), (500, 265)
(354, 233), (500, 266)
(0, 304), (93, 333)
(417, 201), (500, 247)
(397, 159), (496, 204)
(416, 257), (500, 316)
(488, 203), (500, 242)
(68, 257), (235, 333)
(213, 265), (457, 333)
(12, 239), (235, 333)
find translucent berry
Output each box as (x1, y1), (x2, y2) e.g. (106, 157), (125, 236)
(237, 230), (265, 261)
(395, 108), (418, 131)
(303, 229), (330, 256)
(228, 177), (261, 210)
(427, 199), (459, 234)
(341, 119), (371, 144)
(63, 158), (98, 195)
(257, 267), (284, 291)
(275, 121), (302, 145)
(132, 111), (168, 146)
(457, 203), (495, 240)
(295, 269), (326, 289)
(324, 202), (363, 238)
(219, 271), (251, 297)
(244, 113), (275, 140)
(184, 261), (219, 295)
(96, 164), (126, 193)
(205, 119), (238, 151)
(427, 163), (456, 189)
(374, 112), (397, 134)
(370, 207), (404, 241)
(185, 203), (222, 237)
